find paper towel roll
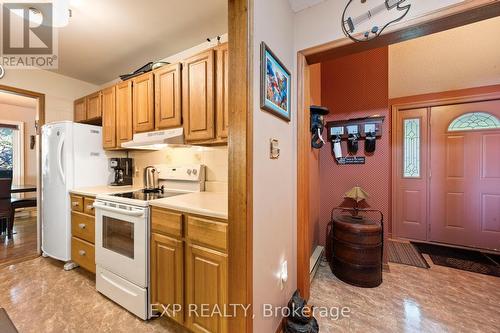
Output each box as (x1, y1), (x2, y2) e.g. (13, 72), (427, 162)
(334, 141), (342, 159)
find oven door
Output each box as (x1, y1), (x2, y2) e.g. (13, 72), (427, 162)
(94, 200), (148, 287)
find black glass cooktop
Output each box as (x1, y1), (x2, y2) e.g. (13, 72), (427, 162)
(111, 190), (182, 201)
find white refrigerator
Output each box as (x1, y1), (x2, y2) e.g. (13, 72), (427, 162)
(41, 121), (110, 262)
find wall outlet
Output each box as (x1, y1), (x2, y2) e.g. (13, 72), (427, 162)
(280, 260), (288, 290)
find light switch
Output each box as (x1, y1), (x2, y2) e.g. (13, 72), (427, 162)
(270, 139), (280, 159)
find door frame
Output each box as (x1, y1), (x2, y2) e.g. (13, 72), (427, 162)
(0, 84), (45, 265)
(296, 1), (500, 300)
(391, 84), (500, 241)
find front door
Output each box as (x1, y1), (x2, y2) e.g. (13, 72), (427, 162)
(429, 101), (500, 251)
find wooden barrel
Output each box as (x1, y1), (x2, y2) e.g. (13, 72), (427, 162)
(329, 215), (382, 288)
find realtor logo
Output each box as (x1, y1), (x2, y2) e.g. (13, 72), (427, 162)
(1, 2), (58, 68)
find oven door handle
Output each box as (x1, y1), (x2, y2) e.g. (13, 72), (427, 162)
(93, 202), (145, 217)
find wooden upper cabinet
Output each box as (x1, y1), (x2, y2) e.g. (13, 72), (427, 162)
(182, 49), (215, 142)
(86, 91), (102, 120)
(102, 86), (117, 149)
(74, 97), (87, 122)
(116, 81), (133, 144)
(133, 73), (155, 133)
(155, 63), (182, 130)
(216, 43), (229, 140)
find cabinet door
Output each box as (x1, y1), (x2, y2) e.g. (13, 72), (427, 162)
(182, 49), (216, 142)
(74, 97), (87, 123)
(216, 43), (229, 139)
(86, 91), (102, 120)
(151, 233), (184, 324)
(186, 243), (228, 333)
(102, 86), (117, 149)
(116, 81), (133, 144)
(133, 73), (155, 133)
(155, 63), (182, 129)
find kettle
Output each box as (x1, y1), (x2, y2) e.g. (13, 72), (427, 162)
(144, 166), (159, 190)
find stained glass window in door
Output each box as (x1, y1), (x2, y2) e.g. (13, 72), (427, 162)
(403, 118), (420, 178)
(448, 112), (500, 131)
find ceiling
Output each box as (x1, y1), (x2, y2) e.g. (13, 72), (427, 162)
(0, 91), (38, 108)
(53, 0), (228, 85)
(288, 0), (325, 13)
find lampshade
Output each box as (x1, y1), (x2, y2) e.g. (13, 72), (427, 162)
(344, 186), (369, 203)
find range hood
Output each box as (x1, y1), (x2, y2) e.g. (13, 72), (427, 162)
(121, 127), (185, 150)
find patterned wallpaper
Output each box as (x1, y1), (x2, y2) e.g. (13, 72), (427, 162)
(318, 47), (390, 246)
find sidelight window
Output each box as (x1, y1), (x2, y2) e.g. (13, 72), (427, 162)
(403, 118), (420, 178)
(448, 112), (500, 132)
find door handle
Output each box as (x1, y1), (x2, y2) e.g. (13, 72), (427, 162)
(57, 133), (65, 184)
(93, 202), (145, 217)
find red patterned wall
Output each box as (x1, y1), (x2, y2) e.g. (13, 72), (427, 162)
(319, 47), (390, 246)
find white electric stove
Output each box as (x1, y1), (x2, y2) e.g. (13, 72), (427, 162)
(93, 165), (205, 319)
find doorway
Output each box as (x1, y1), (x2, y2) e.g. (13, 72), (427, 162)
(296, 2), (500, 300)
(394, 98), (500, 251)
(0, 85), (45, 267)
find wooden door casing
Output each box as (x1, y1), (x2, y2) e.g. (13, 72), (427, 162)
(394, 108), (429, 241)
(430, 101), (500, 250)
(216, 43), (229, 139)
(116, 81), (133, 144)
(185, 243), (228, 333)
(101, 86), (116, 149)
(182, 49), (216, 142)
(151, 232), (184, 324)
(155, 63), (182, 130)
(133, 73), (155, 133)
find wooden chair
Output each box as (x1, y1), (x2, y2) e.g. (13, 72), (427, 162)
(0, 178), (13, 235)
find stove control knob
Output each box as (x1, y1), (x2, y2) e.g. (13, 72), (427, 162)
(192, 169), (198, 175)
(187, 169), (192, 175)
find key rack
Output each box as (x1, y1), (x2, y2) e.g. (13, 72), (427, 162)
(326, 116), (385, 141)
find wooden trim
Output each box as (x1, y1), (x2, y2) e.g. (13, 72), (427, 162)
(296, 53), (311, 300)
(228, 0), (252, 332)
(296, 1), (499, 301)
(0, 84), (45, 258)
(275, 317), (285, 333)
(303, 0), (500, 64)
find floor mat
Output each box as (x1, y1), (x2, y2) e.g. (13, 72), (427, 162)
(412, 242), (500, 278)
(387, 240), (429, 268)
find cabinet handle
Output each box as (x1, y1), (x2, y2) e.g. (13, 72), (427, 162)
(86, 205), (94, 211)
(72, 202), (79, 207)
(78, 223), (86, 229)
(78, 250), (86, 256)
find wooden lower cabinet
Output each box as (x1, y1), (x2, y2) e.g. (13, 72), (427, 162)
(151, 208), (228, 333)
(151, 233), (184, 324)
(70, 193), (96, 273)
(185, 243), (228, 333)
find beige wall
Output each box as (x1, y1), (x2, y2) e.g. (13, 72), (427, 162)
(128, 146), (227, 193)
(252, 0), (295, 332)
(0, 68), (98, 123)
(389, 16), (500, 98)
(0, 104), (37, 185)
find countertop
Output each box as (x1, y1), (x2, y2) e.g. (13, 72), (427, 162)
(149, 192), (228, 220)
(69, 185), (139, 197)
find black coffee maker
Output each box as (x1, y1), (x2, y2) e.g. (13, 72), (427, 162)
(110, 158), (133, 186)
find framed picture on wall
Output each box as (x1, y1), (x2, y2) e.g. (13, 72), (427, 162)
(260, 42), (291, 122)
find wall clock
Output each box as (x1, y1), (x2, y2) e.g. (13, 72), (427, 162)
(342, 0), (412, 42)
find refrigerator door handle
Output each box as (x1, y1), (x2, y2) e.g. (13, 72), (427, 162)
(57, 133), (65, 184)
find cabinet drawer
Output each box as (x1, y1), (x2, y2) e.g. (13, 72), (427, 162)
(186, 216), (227, 252)
(70, 195), (84, 212)
(71, 237), (95, 273)
(84, 197), (96, 216)
(151, 208), (183, 238)
(71, 211), (95, 244)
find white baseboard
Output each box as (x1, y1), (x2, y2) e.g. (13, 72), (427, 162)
(310, 245), (324, 282)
